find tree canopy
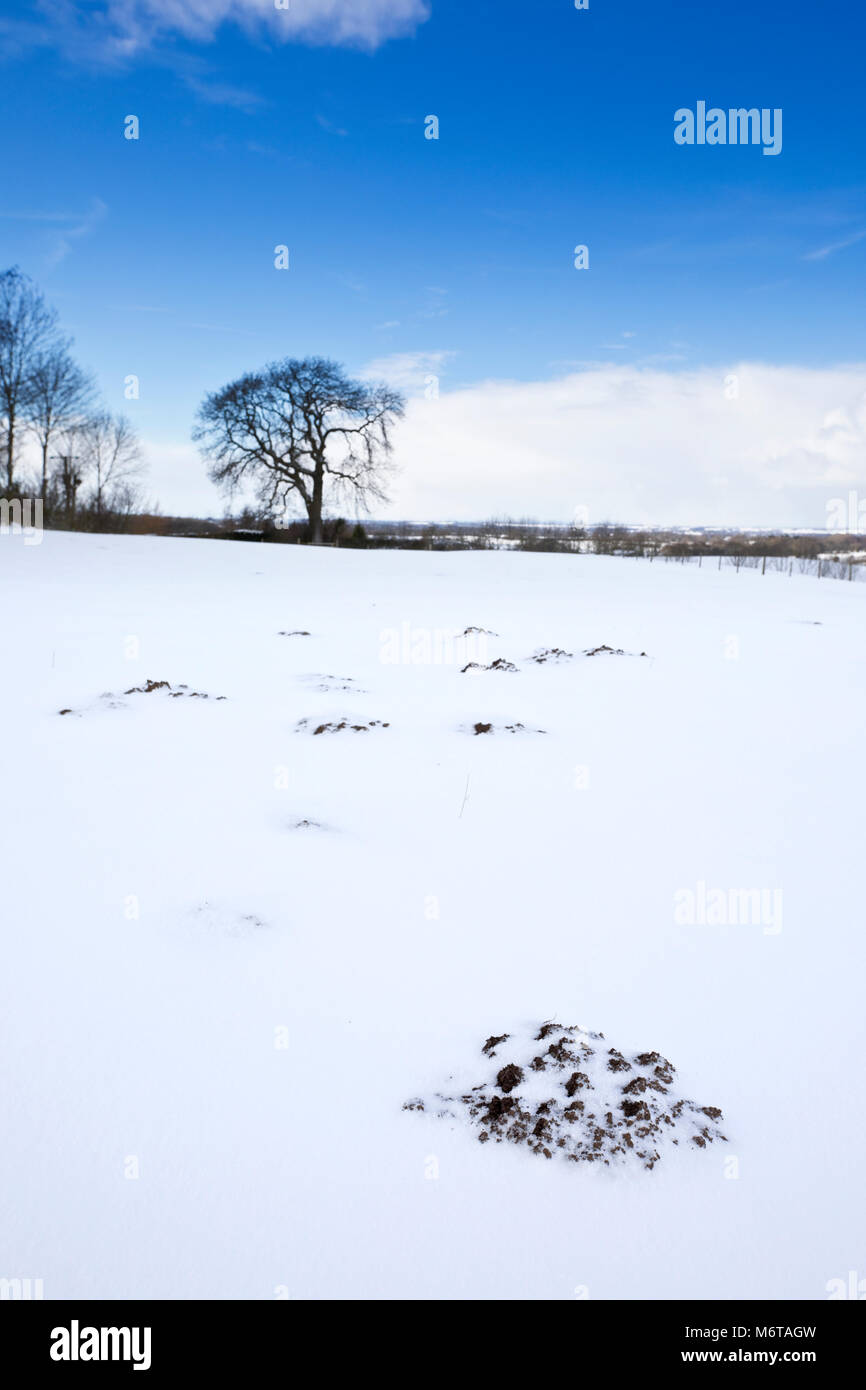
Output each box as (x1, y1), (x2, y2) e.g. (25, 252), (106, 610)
(194, 356), (404, 543)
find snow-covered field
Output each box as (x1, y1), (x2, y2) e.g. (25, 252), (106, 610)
(1, 531), (864, 1299)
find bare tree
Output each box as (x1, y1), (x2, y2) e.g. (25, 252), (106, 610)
(0, 267), (59, 489)
(27, 345), (95, 495)
(193, 356), (405, 544)
(79, 412), (143, 521)
(50, 418), (90, 516)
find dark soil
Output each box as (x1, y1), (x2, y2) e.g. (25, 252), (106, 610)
(496, 1063), (524, 1093)
(584, 645), (649, 658)
(528, 648), (573, 664)
(61, 680), (226, 713)
(407, 1022), (727, 1171)
(297, 718), (389, 734)
(461, 658), (518, 673)
(125, 679), (171, 693)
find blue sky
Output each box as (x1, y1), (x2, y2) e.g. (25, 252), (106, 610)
(2, 0), (866, 523)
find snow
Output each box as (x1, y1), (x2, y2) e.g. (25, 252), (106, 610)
(1, 530), (864, 1299)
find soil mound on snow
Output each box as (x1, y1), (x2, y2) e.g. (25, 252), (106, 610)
(405, 1021), (726, 1170)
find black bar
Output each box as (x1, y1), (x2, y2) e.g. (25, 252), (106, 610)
(2, 1298), (862, 1375)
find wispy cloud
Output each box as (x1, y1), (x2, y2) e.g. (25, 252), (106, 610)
(361, 349), (455, 395)
(184, 76), (265, 113)
(316, 114), (349, 137)
(109, 304), (172, 314)
(419, 285), (449, 320)
(802, 230), (866, 261)
(47, 198), (107, 266)
(0, 199), (107, 266)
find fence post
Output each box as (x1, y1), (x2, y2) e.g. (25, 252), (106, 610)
(762, 555), (766, 576)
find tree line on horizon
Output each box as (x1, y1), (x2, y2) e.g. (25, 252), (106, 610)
(0, 267), (144, 527)
(1, 267), (406, 544)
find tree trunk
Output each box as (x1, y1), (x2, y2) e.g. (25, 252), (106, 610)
(309, 466), (324, 545)
(6, 416), (14, 490)
(41, 440), (49, 497)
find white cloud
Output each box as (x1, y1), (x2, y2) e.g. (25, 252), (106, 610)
(99, 0), (430, 52)
(380, 363), (866, 528)
(144, 362), (866, 531)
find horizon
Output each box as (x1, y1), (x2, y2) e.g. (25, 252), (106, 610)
(126, 511), (866, 538)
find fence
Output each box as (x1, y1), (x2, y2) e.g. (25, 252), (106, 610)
(653, 552), (866, 583)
